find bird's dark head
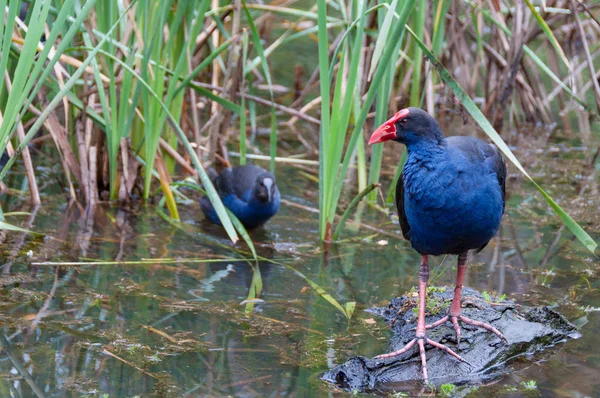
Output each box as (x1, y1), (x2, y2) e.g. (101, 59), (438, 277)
(253, 172), (277, 203)
(368, 107), (445, 148)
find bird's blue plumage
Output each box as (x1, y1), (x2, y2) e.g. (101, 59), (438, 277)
(392, 108), (506, 255)
(200, 165), (280, 229)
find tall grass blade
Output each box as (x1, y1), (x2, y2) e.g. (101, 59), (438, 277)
(368, 20), (404, 202)
(226, 208), (257, 259)
(409, 1), (425, 106)
(0, 220), (34, 234)
(432, 0), (450, 56)
(244, 262), (263, 314)
(317, 0), (332, 239)
(367, 0), (397, 81)
(523, 0), (570, 70)
(242, 0), (277, 172)
(239, 30), (249, 165)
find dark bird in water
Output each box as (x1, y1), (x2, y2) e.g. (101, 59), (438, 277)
(368, 107), (507, 383)
(200, 164), (280, 229)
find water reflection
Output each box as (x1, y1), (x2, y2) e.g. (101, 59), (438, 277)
(0, 143), (598, 396)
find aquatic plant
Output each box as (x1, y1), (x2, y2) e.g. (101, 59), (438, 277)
(0, 0), (596, 255)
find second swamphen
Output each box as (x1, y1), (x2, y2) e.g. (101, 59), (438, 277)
(200, 164), (280, 229)
(368, 107), (507, 383)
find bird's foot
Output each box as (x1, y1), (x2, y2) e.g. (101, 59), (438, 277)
(374, 335), (468, 383)
(426, 314), (507, 344)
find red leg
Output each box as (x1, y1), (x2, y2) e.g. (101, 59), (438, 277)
(375, 256), (466, 383)
(426, 252), (507, 343)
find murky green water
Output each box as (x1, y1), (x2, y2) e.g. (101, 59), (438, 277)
(0, 132), (599, 397)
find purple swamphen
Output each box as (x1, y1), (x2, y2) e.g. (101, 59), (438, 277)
(200, 164), (280, 229)
(368, 107), (507, 383)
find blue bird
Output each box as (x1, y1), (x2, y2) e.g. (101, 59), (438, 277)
(200, 164), (280, 229)
(368, 107), (507, 383)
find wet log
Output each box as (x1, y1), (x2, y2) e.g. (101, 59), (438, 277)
(322, 287), (580, 393)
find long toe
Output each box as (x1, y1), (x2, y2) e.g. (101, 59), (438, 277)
(425, 313), (506, 344)
(426, 338), (468, 364)
(374, 338), (417, 360)
(458, 315), (507, 343)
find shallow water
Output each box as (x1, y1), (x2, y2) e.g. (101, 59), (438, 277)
(0, 132), (599, 397)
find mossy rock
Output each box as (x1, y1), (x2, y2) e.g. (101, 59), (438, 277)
(322, 287), (580, 394)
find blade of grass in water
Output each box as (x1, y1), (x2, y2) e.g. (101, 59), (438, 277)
(276, 259), (355, 319)
(333, 183), (380, 241)
(317, 0), (331, 240)
(244, 262), (263, 314)
(406, 25), (597, 255)
(226, 208), (257, 259)
(169, 178), (256, 256)
(0, 220), (36, 234)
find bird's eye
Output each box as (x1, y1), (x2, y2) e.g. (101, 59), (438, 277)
(400, 119), (407, 125)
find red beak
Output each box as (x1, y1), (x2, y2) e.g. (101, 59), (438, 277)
(368, 108), (410, 145)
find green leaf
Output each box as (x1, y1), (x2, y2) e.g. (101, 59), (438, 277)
(367, 0), (397, 81)
(0, 220), (36, 234)
(344, 301), (356, 319)
(406, 25), (597, 255)
(226, 208), (257, 259)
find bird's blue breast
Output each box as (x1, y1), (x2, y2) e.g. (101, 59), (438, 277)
(402, 148), (503, 255)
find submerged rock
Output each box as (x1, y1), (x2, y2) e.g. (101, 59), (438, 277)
(322, 287), (580, 394)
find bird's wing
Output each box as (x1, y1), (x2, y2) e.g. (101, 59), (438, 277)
(447, 136), (507, 252)
(446, 137), (506, 208)
(395, 172), (411, 240)
(213, 168), (237, 198)
(488, 143), (507, 212)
